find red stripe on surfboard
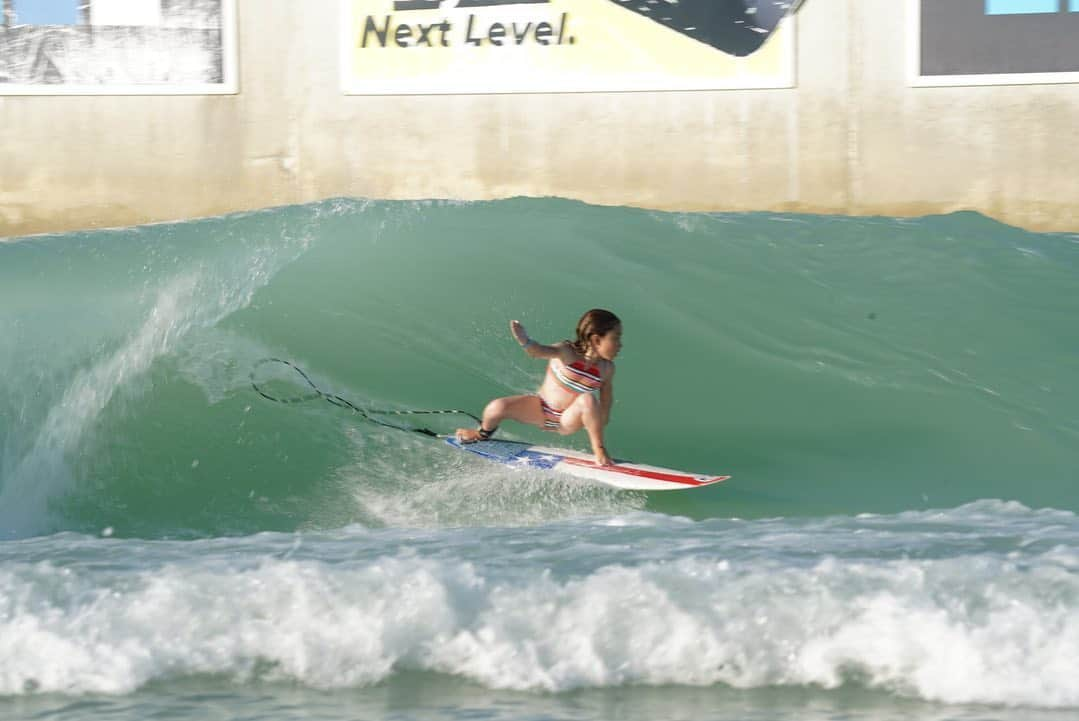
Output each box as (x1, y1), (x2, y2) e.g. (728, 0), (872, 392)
(557, 456), (729, 486)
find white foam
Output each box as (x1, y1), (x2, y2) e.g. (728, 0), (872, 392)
(1, 541), (1076, 707)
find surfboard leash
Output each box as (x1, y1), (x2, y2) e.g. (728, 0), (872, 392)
(250, 358), (480, 437)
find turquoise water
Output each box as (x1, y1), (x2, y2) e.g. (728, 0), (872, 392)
(1, 198), (1078, 720)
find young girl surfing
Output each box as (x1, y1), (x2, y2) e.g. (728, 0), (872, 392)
(455, 309), (623, 466)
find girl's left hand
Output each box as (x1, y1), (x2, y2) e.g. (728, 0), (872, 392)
(510, 320), (530, 347)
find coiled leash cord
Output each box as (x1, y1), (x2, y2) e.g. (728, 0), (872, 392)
(250, 358), (480, 437)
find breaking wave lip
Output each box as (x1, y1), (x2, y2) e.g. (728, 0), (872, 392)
(0, 275), (208, 538)
(1, 503), (1076, 707)
(0, 207), (319, 540)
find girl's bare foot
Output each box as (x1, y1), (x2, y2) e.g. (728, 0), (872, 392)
(455, 428), (483, 443)
(594, 448), (613, 467)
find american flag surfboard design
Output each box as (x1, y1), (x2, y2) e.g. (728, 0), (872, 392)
(445, 437), (730, 491)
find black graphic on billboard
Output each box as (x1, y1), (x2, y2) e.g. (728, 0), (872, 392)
(608, 0), (799, 57)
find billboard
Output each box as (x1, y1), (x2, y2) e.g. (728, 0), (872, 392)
(0, 0), (237, 94)
(341, 0), (800, 94)
(910, 0), (1079, 86)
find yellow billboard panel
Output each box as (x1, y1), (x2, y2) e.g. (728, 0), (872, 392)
(341, 0), (797, 94)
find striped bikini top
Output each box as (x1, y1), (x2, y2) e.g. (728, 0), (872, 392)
(548, 357), (604, 395)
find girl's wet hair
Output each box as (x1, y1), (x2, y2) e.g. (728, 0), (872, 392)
(570, 309), (621, 355)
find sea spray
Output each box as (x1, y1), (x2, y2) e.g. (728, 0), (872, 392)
(0, 205), (320, 537)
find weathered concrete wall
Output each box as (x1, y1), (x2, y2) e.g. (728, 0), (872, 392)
(2, 0), (1078, 237)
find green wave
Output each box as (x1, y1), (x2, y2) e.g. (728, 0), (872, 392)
(2, 198), (1077, 538)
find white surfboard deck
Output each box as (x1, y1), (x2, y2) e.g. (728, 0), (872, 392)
(444, 437), (730, 491)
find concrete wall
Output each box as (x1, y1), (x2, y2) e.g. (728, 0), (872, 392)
(2, 0), (1078, 237)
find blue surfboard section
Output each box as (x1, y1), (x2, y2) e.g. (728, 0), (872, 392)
(444, 437), (563, 470)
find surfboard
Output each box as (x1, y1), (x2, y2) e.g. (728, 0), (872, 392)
(444, 437), (730, 491)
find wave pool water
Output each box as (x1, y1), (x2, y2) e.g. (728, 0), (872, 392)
(1, 198), (1077, 720)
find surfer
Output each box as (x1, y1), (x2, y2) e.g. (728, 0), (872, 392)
(455, 309), (622, 466)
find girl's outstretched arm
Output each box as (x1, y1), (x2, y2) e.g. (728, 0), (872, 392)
(511, 320), (571, 361)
